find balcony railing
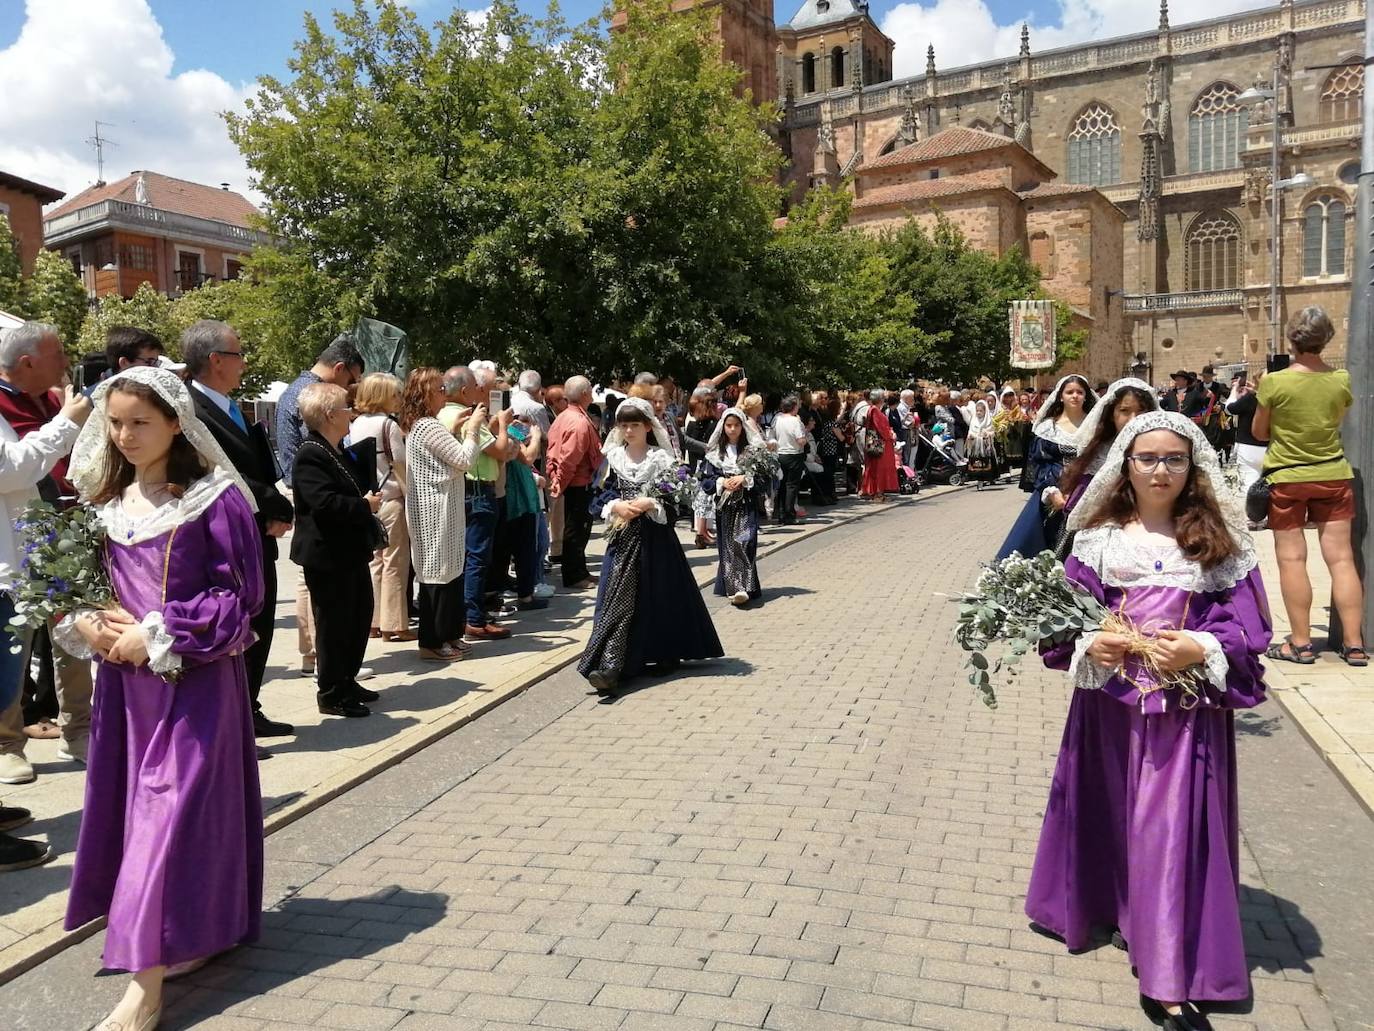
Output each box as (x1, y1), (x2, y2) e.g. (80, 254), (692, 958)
(44, 199), (275, 250)
(1124, 289), (1244, 312)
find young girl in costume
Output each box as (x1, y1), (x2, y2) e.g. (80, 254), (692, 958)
(996, 375), (1096, 559)
(56, 367), (265, 1031)
(1026, 410), (1270, 1031)
(698, 409), (766, 606)
(577, 398), (723, 694)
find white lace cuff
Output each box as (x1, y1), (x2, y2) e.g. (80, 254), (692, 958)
(1068, 631), (1111, 692)
(644, 500), (667, 524)
(1041, 485), (1063, 506)
(715, 473), (753, 496)
(599, 500), (617, 521)
(140, 611), (182, 675)
(52, 611), (96, 661)
(1178, 629), (1229, 694)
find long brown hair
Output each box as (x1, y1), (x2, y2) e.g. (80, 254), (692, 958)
(1082, 432), (1238, 568)
(1060, 386), (1156, 496)
(398, 367), (443, 433)
(89, 379), (208, 505)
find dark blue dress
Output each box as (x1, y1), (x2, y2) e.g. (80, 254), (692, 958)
(699, 449), (763, 601)
(578, 452), (724, 681)
(996, 424), (1077, 561)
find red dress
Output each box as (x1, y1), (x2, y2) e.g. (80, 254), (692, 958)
(861, 406), (898, 496)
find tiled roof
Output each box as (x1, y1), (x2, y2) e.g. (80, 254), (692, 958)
(0, 171), (64, 204)
(1017, 182), (1097, 199)
(851, 171), (1011, 210)
(45, 171), (259, 227)
(866, 126), (1048, 172)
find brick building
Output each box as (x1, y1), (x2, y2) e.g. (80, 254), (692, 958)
(42, 171), (273, 300)
(0, 170), (65, 276)
(710, 0), (1363, 379)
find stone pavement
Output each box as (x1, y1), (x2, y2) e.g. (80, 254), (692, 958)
(5, 483), (1373, 1030)
(1250, 529), (1374, 815)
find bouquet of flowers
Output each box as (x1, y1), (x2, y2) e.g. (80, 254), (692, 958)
(721, 445), (780, 505)
(5, 501), (113, 650)
(605, 466), (700, 543)
(951, 549), (1204, 709)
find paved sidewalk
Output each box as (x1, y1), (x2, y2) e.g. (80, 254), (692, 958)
(0, 490), (950, 982)
(8, 483), (1367, 1030)
(1251, 530), (1374, 815)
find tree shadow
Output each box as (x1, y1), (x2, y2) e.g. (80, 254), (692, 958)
(762, 586), (817, 600)
(1235, 712), (1282, 737)
(157, 886), (449, 1028)
(593, 656), (758, 704)
(1197, 885), (1322, 1020)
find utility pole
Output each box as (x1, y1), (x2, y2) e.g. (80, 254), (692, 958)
(1336, 4), (1374, 647)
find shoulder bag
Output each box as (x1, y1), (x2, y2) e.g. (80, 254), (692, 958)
(1245, 455), (1344, 524)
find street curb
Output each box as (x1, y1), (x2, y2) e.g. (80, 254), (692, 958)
(0, 483), (959, 986)
(1266, 668), (1374, 821)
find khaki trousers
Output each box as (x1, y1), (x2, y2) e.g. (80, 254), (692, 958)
(370, 497), (411, 633)
(548, 494), (565, 558)
(0, 623), (93, 755)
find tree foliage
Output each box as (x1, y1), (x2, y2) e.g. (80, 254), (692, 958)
(75, 282), (177, 360)
(25, 250), (90, 349)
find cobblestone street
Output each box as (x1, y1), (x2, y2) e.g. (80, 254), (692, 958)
(5, 485), (1373, 1030)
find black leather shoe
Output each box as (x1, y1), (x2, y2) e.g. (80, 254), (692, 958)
(351, 684), (380, 703)
(318, 701), (371, 718)
(0, 805), (33, 832)
(587, 670), (619, 695)
(252, 712), (295, 738)
(0, 832), (54, 871)
(1141, 996), (1211, 1030)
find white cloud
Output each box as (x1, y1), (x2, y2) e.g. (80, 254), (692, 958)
(0, 0), (258, 207)
(881, 0), (1272, 78)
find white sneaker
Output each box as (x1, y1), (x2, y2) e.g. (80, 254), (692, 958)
(356, 666), (376, 681)
(533, 583), (556, 599)
(57, 741), (88, 765)
(0, 753), (35, 785)
(731, 591), (750, 607)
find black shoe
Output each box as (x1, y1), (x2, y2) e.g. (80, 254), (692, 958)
(252, 712), (295, 738)
(516, 598), (549, 611)
(1141, 996), (1211, 1030)
(351, 684), (380, 703)
(318, 700), (371, 718)
(1111, 929), (1128, 951)
(587, 669), (620, 695)
(0, 832), (54, 871)
(0, 805), (32, 833)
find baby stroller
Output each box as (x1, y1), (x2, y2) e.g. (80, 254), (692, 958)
(897, 463), (919, 495)
(913, 429), (968, 487)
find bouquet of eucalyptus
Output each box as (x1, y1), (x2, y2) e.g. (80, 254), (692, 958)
(5, 501), (113, 650)
(952, 549), (1204, 709)
(605, 466), (700, 543)
(721, 445), (780, 505)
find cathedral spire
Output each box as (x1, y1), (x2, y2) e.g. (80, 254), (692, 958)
(1020, 24), (1030, 59)
(926, 44), (936, 79)
(1159, 0), (1169, 31)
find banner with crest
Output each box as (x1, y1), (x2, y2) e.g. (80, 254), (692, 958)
(1008, 300), (1056, 369)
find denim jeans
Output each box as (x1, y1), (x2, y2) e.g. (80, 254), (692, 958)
(0, 595), (26, 712)
(464, 487), (498, 627)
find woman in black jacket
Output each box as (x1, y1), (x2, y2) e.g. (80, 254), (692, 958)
(291, 382), (383, 718)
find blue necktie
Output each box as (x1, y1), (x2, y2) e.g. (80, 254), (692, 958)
(228, 399), (247, 432)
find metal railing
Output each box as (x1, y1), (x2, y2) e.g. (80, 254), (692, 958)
(44, 199), (274, 249)
(1124, 289), (1245, 311)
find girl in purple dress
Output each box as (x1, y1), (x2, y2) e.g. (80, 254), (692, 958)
(55, 367), (264, 1031)
(1026, 410), (1270, 1030)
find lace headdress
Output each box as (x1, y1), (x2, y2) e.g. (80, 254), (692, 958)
(69, 366), (258, 512)
(1033, 374), (1098, 427)
(1071, 377), (1157, 453)
(603, 396), (676, 454)
(705, 407), (766, 455)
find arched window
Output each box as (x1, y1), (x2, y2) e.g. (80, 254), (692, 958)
(1303, 197), (1347, 277)
(1065, 103), (1122, 186)
(1186, 211), (1242, 291)
(830, 46), (845, 89)
(802, 52), (816, 94)
(1320, 63), (1363, 123)
(1189, 84), (1248, 172)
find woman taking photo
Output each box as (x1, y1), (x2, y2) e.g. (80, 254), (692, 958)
(1028, 411), (1269, 1030)
(351, 372), (411, 642)
(399, 368), (485, 663)
(57, 367), (266, 1031)
(699, 408), (767, 606)
(578, 398), (723, 694)
(1254, 306), (1366, 666)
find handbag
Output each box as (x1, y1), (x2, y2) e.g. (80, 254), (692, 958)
(1245, 456), (1343, 523)
(304, 441), (389, 551)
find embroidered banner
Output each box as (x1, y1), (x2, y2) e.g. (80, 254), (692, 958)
(1008, 300), (1056, 369)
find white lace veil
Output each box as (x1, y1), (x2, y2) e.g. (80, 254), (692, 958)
(705, 407), (765, 460)
(1033, 374), (1099, 426)
(1066, 410), (1249, 551)
(1071, 377), (1157, 452)
(69, 366), (258, 512)
(603, 396), (675, 454)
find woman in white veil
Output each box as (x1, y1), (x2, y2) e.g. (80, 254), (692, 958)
(576, 398), (722, 694)
(55, 367), (264, 1031)
(700, 408), (767, 606)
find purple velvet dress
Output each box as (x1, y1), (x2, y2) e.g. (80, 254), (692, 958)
(61, 476), (265, 972)
(1025, 524), (1270, 1004)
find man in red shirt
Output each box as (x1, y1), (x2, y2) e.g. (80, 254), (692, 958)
(0, 323), (93, 783)
(546, 376), (602, 589)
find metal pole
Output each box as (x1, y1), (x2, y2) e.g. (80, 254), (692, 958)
(1334, 5), (1374, 647)
(1269, 57), (1281, 357)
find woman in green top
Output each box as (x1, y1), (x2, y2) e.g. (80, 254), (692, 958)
(1253, 306), (1367, 666)
(506, 417), (548, 611)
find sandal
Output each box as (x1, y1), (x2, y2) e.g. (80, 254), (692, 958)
(1339, 645), (1370, 668)
(23, 721), (60, 740)
(1266, 635), (1317, 665)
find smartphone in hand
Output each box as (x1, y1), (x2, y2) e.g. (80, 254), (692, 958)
(489, 389), (503, 414)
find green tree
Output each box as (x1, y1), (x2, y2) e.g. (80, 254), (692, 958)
(75, 282), (177, 359)
(24, 249), (90, 349)
(0, 214), (25, 317)
(169, 279), (298, 397)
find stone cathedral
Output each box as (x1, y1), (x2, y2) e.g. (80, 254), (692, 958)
(706, 0), (1364, 380)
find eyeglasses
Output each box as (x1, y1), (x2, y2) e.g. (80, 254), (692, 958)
(127, 355), (161, 367)
(212, 350), (245, 360)
(1126, 453), (1191, 475)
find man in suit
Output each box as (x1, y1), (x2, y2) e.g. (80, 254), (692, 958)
(181, 320), (296, 738)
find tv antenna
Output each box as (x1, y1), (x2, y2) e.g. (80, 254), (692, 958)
(84, 121), (119, 185)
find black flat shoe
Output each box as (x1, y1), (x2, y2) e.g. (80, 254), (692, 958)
(351, 685), (380, 703)
(587, 670), (619, 695)
(1111, 929), (1128, 951)
(0, 805), (32, 833)
(318, 701), (371, 718)
(0, 832), (54, 871)
(1141, 996), (1211, 1030)
(252, 712), (295, 738)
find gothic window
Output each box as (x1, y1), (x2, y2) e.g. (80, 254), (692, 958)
(1189, 84), (1248, 172)
(1303, 197), (1347, 277)
(830, 46), (845, 89)
(1065, 104), (1122, 186)
(1185, 211), (1242, 291)
(1320, 63), (1362, 123)
(802, 52), (816, 94)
